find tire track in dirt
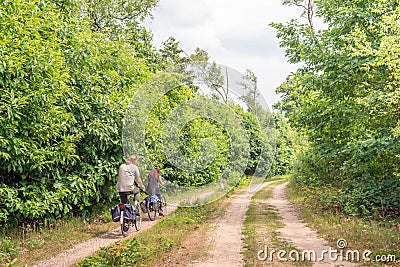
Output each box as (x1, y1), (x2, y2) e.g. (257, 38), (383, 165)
(270, 182), (358, 267)
(190, 181), (278, 267)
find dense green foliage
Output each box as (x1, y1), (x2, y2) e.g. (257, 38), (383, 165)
(269, 113), (303, 176)
(0, 0), (157, 227)
(272, 0), (400, 217)
(142, 38), (274, 187)
(0, 0), (273, 229)
(144, 84), (232, 187)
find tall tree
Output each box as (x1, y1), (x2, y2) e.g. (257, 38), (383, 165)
(271, 0), (400, 217)
(239, 69), (259, 112)
(159, 37), (188, 67)
(81, 0), (161, 70)
(81, 0), (159, 32)
(203, 62), (227, 103)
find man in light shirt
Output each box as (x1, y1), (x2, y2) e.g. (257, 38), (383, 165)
(116, 155), (145, 209)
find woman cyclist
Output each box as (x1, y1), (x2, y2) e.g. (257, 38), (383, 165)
(145, 167), (165, 216)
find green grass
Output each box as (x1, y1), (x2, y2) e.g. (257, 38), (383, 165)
(0, 207), (117, 266)
(265, 175), (291, 182)
(242, 179), (311, 267)
(286, 180), (400, 266)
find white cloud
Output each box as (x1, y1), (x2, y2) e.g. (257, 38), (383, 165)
(151, 0), (212, 29)
(146, 0), (304, 109)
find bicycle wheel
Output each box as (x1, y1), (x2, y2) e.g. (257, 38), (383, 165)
(147, 202), (157, 221)
(161, 195), (167, 213)
(120, 211), (129, 237)
(134, 212), (142, 231)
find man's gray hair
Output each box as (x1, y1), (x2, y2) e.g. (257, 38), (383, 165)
(127, 155), (137, 163)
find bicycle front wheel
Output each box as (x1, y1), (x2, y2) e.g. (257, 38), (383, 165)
(134, 215), (142, 231)
(161, 196), (167, 213)
(147, 202), (157, 221)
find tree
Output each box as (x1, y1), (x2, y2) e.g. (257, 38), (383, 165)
(0, 0), (83, 224)
(271, 0), (400, 217)
(239, 69), (259, 112)
(203, 62), (227, 103)
(269, 113), (305, 176)
(81, 0), (162, 70)
(81, 0), (159, 32)
(160, 37), (188, 67)
(189, 47), (210, 65)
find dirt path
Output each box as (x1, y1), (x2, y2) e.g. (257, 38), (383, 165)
(32, 181), (359, 267)
(270, 182), (358, 267)
(190, 181), (359, 267)
(191, 181), (276, 267)
(32, 206), (176, 267)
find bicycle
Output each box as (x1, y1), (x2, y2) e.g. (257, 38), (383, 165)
(140, 194), (167, 221)
(118, 192), (142, 236)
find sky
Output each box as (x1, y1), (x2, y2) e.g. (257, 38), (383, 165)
(144, 0), (305, 110)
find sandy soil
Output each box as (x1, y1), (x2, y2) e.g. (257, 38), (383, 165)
(190, 181), (276, 267)
(190, 190), (251, 267)
(269, 182), (358, 267)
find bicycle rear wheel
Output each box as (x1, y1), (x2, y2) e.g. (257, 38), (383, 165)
(120, 211), (129, 237)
